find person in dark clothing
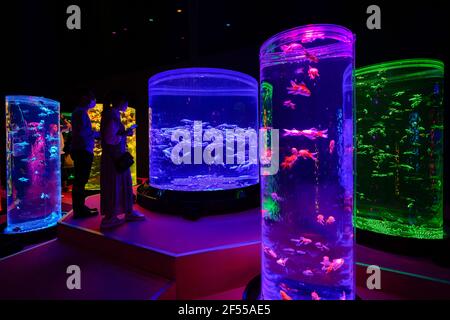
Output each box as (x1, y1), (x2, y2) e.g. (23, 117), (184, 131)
(71, 90), (99, 218)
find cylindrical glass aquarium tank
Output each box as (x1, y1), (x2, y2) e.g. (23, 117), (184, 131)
(5, 95), (62, 233)
(86, 103), (137, 190)
(137, 68), (259, 215)
(355, 59), (444, 239)
(260, 24), (355, 300)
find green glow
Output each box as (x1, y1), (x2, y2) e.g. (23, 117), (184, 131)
(263, 197), (280, 221)
(355, 59), (445, 239)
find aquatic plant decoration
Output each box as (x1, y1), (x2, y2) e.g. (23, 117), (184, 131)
(260, 24), (355, 300)
(355, 59), (444, 239)
(5, 96), (62, 233)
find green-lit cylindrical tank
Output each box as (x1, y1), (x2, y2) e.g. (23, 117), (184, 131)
(355, 59), (444, 239)
(86, 104), (137, 190)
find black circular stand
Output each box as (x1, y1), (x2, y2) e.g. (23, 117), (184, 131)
(137, 183), (260, 219)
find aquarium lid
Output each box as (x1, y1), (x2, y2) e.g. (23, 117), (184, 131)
(260, 24), (354, 66)
(5, 95), (60, 107)
(356, 59), (444, 83)
(148, 68), (258, 96)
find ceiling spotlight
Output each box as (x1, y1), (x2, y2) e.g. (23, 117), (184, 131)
(176, 9), (183, 13)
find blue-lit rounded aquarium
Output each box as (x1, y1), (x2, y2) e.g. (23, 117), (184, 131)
(137, 68), (260, 216)
(259, 24), (355, 300)
(5, 95), (61, 233)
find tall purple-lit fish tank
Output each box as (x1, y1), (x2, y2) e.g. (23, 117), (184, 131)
(137, 68), (260, 216)
(259, 25), (355, 300)
(4, 96), (61, 233)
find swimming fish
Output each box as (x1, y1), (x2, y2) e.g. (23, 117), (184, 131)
(307, 66), (320, 80)
(291, 236), (313, 246)
(283, 128), (328, 140)
(303, 269), (314, 276)
(276, 257), (289, 267)
(283, 100), (296, 110)
(281, 149), (300, 170)
(15, 141), (30, 147)
(305, 51), (319, 63)
(287, 80), (311, 97)
(280, 290), (293, 300)
(263, 246), (278, 259)
(325, 258), (345, 273)
(271, 192), (284, 202)
(317, 214), (325, 225)
(329, 140), (335, 154)
(18, 177), (29, 182)
(315, 242), (330, 251)
(280, 42), (303, 53)
(320, 256), (331, 270)
(298, 149), (318, 162)
(311, 291), (321, 300)
(326, 216), (336, 225)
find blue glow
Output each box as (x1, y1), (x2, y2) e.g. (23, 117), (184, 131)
(5, 95), (62, 233)
(148, 68), (259, 191)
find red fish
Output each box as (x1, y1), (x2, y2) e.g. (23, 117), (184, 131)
(283, 128), (328, 140)
(308, 66), (320, 80)
(281, 42), (303, 53)
(329, 139), (335, 154)
(283, 100), (296, 110)
(281, 148), (300, 170)
(280, 290), (293, 300)
(305, 51), (319, 63)
(287, 80), (311, 97)
(263, 246), (277, 259)
(311, 291), (321, 300)
(298, 149), (318, 162)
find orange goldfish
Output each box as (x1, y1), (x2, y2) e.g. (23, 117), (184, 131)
(276, 257), (289, 267)
(263, 246), (277, 259)
(287, 80), (311, 97)
(317, 214), (325, 225)
(329, 139), (335, 154)
(281, 42), (303, 53)
(298, 149), (318, 162)
(308, 66), (320, 80)
(280, 290), (293, 300)
(281, 148), (300, 169)
(326, 258), (345, 273)
(305, 51), (319, 63)
(326, 216), (336, 224)
(311, 291), (321, 300)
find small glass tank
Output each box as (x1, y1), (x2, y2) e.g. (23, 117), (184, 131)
(5, 95), (62, 233)
(260, 24), (355, 300)
(86, 103), (137, 190)
(137, 68), (259, 215)
(355, 59), (444, 239)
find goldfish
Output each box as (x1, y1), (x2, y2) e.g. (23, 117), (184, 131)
(281, 148), (300, 170)
(283, 100), (296, 110)
(298, 149), (318, 162)
(311, 291), (321, 300)
(291, 236), (312, 246)
(282, 248), (297, 254)
(280, 42), (303, 53)
(263, 246), (278, 259)
(308, 66), (320, 80)
(320, 256), (331, 270)
(326, 216), (335, 224)
(280, 290), (293, 300)
(317, 214), (325, 225)
(329, 139), (335, 154)
(287, 80), (311, 97)
(296, 250), (307, 255)
(283, 128), (328, 140)
(271, 192), (284, 202)
(325, 258), (345, 273)
(305, 51), (319, 63)
(277, 257), (289, 267)
(303, 269), (314, 276)
(315, 242), (329, 251)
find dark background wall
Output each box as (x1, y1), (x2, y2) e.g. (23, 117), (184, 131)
(1, 0), (449, 216)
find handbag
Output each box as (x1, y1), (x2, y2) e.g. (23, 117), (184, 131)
(114, 151), (134, 173)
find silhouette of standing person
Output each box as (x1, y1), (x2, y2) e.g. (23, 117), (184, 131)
(71, 90), (99, 218)
(100, 93), (144, 230)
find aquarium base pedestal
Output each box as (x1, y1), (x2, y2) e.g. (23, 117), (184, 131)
(136, 183), (260, 219)
(57, 194), (261, 299)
